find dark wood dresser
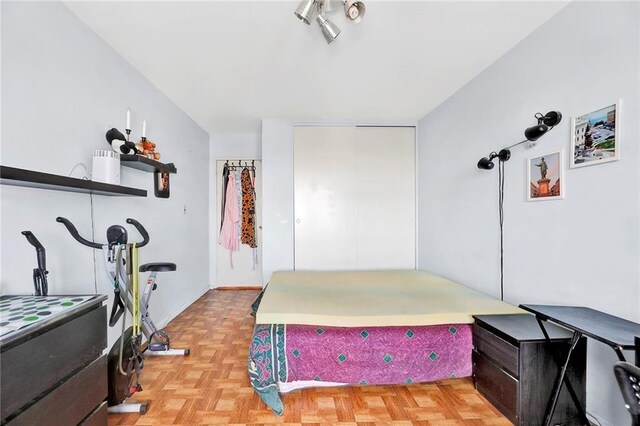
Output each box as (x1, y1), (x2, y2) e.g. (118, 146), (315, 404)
(472, 314), (586, 425)
(0, 294), (108, 425)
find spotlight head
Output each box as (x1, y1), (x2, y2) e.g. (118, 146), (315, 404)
(295, 0), (318, 25)
(343, 0), (365, 24)
(317, 14), (341, 43)
(542, 111), (562, 127)
(524, 124), (549, 141)
(477, 157), (495, 170)
(497, 149), (511, 162)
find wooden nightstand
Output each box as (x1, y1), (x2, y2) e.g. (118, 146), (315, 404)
(472, 314), (586, 425)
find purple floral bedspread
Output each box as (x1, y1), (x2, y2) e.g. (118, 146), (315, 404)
(249, 322), (472, 415)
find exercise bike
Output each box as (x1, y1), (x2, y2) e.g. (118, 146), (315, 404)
(57, 217), (189, 414)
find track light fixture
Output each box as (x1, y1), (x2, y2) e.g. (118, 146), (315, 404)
(294, 0), (365, 44)
(317, 13), (341, 44)
(477, 111), (562, 170)
(344, 0), (365, 24)
(295, 0), (317, 25)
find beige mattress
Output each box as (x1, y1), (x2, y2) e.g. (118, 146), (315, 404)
(256, 270), (525, 327)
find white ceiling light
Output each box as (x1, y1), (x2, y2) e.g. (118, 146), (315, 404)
(294, 0), (317, 25)
(343, 0), (365, 24)
(316, 13), (341, 44)
(294, 0), (365, 44)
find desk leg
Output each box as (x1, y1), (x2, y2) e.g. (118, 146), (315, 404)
(535, 320), (588, 426)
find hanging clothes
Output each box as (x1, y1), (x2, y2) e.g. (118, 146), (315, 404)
(250, 163), (256, 196)
(241, 168), (257, 248)
(248, 165), (259, 270)
(218, 171), (240, 267)
(219, 162), (229, 231)
(235, 169), (242, 248)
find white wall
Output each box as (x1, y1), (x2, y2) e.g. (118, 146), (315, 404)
(208, 132), (261, 287)
(417, 2), (639, 424)
(1, 2), (210, 348)
(261, 120), (294, 284)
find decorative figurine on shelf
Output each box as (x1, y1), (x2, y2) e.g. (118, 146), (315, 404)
(105, 128), (138, 155)
(135, 120), (161, 160)
(136, 139), (161, 161)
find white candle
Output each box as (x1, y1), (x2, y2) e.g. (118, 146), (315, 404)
(142, 120), (147, 138)
(126, 108), (131, 130)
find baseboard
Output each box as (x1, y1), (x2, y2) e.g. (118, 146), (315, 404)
(216, 286), (263, 291)
(155, 285), (211, 329)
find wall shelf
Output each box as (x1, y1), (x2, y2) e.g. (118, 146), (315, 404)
(0, 165), (147, 197)
(120, 155), (177, 174)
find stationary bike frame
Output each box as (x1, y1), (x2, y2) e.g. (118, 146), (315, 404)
(103, 249), (187, 356)
(57, 217), (190, 414)
(57, 217), (189, 357)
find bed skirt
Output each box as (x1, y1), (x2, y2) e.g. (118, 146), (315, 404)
(248, 322), (473, 415)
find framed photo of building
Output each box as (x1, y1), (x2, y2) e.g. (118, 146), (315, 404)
(570, 101), (620, 168)
(528, 150), (563, 201)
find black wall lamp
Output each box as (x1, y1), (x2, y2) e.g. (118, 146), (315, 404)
(477, 110), (562, 301)
(477, 111), (562, 170)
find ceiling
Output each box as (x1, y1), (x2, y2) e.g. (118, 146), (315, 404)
(65, 1), (567, 135)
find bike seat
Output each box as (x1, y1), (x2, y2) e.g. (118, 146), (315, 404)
(139, 262), (176, 273)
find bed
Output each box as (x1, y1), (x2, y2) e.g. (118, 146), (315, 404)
(248, 270), (524, 415)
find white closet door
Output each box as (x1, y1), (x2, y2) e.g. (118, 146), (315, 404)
(294, 126), (358, 270)
(355, 127), (415, 269)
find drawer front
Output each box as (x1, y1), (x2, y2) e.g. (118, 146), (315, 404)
(1, 305), (107, 421)
(473, 322), (519, 377)
(473, 350), (518, 424)
(80, 402), (107, 426)
(8, 355), (107, 426)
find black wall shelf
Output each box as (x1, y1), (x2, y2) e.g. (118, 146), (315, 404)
(120, 155), (177, 174)
(0, 166), (147, 197)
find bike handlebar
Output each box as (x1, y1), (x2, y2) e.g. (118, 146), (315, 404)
(56, 217), (150, 248)
(126, 218), (150, 247)
(56, 217), (103, 249)
(21, 231), (47, 270)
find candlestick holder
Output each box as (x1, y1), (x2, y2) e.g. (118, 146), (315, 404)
(125, 128), (132, 142)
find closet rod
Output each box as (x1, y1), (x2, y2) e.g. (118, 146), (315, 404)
(222, 160), (255, 171)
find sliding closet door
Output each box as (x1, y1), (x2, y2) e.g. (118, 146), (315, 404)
(294, 125), (416, 271)
(294, 126), (358, 270)
(356, 127), (415, 269)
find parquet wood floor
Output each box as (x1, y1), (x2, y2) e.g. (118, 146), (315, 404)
(108, 289), (509, 425)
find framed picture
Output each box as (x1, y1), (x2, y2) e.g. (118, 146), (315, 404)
(154, 170), (170, 198)
(570, 101), (620, 168)
(528, 150), (563, 201)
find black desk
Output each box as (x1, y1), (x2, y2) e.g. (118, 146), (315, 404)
(520, 304), (640, 426)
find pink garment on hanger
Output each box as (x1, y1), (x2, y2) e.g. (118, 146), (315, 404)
(218, 171), (240, 252)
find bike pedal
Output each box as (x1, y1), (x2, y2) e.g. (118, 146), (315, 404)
(149, 343), (169, 352)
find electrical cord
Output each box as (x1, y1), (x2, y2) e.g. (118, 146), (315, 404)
(498, 158), (505, 301)
(66, 162), (98, 293)
(586, 412), (602, 426)
(67, 162), (90, 178)
(90, 193), (98, 293)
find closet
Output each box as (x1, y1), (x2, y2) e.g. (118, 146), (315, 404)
(294, 126), (415, 270)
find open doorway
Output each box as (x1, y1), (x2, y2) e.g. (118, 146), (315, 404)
(215, 159), (262, 287)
